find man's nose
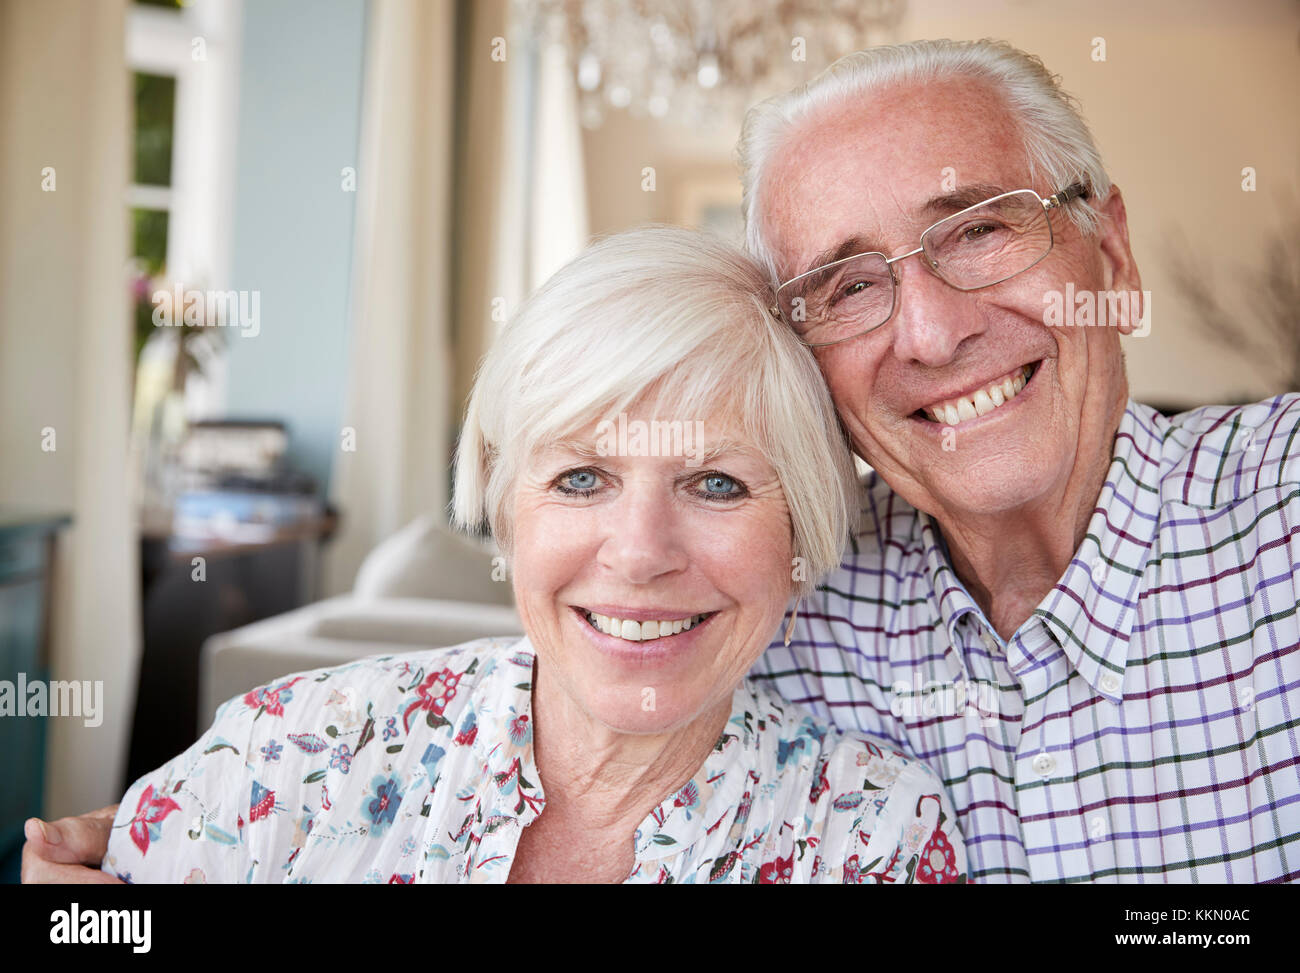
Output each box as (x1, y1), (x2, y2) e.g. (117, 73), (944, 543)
(888, 257), (989, 366)
(595, 486), (688, 584)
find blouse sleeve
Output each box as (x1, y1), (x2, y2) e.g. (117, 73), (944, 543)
(101, 683), (300, 884)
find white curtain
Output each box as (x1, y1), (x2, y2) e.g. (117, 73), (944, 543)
(0, 0), (140, 817)
(528, 40), (590, 294)
(325, 0), (589, 597)
(323, 0), (459, 598)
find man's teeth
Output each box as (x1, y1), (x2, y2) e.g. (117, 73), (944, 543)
(583, 610), (709, 642)
(924, 364), (1033, 426)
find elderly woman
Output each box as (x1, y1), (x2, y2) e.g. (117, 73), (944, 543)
(91, 226), (964, 884)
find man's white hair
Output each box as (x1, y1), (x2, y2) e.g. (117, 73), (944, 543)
(453, 224), (859, 596)
(738, 38), (1113, 278)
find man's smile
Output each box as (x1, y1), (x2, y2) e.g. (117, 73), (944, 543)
(913, 360), (1041, 427)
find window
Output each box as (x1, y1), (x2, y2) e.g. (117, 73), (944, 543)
(126, 0), (241, 412)
(130, 70), (175, 276)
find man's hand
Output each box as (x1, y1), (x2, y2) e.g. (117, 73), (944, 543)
(20, 806), (123, 884)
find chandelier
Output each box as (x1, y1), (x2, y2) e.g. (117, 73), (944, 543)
(518, 0), (907, 128)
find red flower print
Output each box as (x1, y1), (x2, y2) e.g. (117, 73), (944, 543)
(243, 676), (304, 718)
(758, 852), (794, 884)
(911, 793), (961, 883)
(916, 825), (961, 883)
(842, 854), (862, 885)
(249, 780), (277, 823)
(453, 709), (478, 746)
(507, 712), (531, 746)
(402, 667), (462, 731)
(674, 780), (700, 811)
(128, 784), (181, 856)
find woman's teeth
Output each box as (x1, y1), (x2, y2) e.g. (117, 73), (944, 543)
(583, 610), (709, 642)
(923, 363), (1034, 426)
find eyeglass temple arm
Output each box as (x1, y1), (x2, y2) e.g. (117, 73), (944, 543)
(1043, 182), (1089, 211)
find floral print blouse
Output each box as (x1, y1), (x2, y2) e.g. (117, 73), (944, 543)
(102, 636), (966, 884)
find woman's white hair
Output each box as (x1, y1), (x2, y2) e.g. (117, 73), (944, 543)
(453, 224), (858, 595)
(738, 38), (1113, 278)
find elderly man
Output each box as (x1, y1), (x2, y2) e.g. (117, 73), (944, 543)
(742, 38), (1299, 883)
(21, 38), (1299, 886)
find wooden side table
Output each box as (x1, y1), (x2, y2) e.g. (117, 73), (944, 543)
(125, 512), (338, 789)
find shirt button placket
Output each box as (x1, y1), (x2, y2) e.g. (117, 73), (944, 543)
(1012, 624), (1091, 882)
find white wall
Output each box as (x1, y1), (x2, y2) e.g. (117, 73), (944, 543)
(580, 0), (1300, 406)
(0, 0), (140, 817)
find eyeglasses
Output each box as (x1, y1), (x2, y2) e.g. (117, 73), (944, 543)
(773, 184), (1088, 348)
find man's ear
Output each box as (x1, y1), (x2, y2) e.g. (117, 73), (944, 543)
(1094, 186), (1145, 335)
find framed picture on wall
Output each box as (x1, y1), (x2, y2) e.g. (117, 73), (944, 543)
(672, 166), (745, 243)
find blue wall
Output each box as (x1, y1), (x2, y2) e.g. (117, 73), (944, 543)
(223, 0), (367, 498)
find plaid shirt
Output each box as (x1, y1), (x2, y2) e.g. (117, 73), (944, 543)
(750, 396), (1300, 882)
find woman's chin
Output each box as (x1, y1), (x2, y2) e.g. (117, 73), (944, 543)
(577, 683), (713, 737)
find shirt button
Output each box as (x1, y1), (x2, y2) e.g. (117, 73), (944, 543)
(1101, 674), (1121, 694)
(1031, 751), (1056, 777)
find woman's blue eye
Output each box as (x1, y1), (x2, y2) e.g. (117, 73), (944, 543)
(702, 474), (739, 495)
(563, 470), (598, 491)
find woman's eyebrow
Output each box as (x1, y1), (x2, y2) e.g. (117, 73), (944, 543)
(692, 439), (760, 465)
(541, 439), (603, 460)
(541, 437), (758, 465)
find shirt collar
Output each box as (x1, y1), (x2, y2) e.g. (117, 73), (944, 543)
(1032, 400), (1167, 699)
(469, 637), (547, 826)
(920, 513), (982, 656)
(629, 680), (763, 863)
(919, 399), (1168, 700)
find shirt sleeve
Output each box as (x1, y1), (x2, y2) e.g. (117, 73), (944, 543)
(100, 687), (288, 884)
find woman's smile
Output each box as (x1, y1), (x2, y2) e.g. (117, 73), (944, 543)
(570, 604), (720, 666)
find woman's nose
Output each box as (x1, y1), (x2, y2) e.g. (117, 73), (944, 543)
(595, 487), (689, 584)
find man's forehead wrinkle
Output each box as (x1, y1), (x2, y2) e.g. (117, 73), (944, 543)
(764, 77), (1032, 281)
(766, 141), (846, 279)
(765, 94), (901, 276)
(770, 134), (908, 277)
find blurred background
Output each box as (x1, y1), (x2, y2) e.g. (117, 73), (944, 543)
(0, 0), (1296, 880)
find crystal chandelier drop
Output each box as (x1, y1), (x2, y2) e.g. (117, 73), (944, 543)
(518, 0), (907, 128)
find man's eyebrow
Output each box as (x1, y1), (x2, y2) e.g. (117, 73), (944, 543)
(788, 235), (878, 289)
(785, 183), (1016, 286)
(919, 183), (1014, 217)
